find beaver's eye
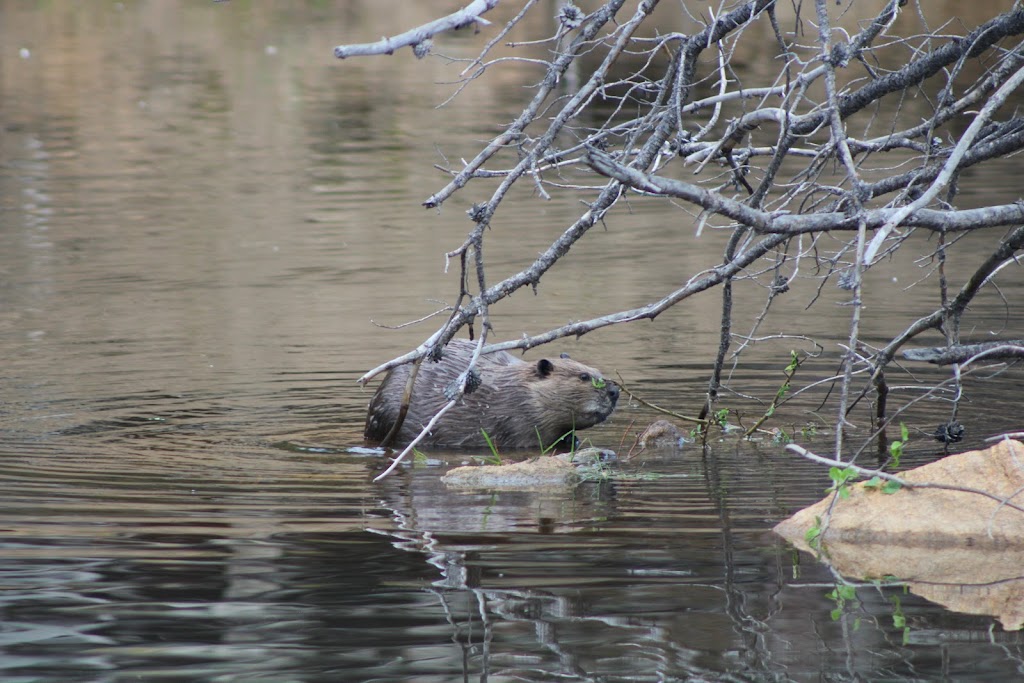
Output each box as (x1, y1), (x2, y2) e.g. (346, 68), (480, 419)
(579, 373), (591, 382)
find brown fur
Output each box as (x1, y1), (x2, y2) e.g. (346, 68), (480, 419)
(364, 339), (619, 449)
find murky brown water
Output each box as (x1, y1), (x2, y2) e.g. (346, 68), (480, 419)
(3, 2), (1024, 681)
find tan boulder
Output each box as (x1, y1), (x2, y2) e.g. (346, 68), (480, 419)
(774, 438), (1024, 630)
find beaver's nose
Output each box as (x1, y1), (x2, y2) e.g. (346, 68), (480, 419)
(608, 382), (620, 404)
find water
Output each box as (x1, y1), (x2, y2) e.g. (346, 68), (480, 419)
(3, 2), (1024, 681)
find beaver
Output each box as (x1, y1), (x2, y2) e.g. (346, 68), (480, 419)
(364, 339), (619, 449)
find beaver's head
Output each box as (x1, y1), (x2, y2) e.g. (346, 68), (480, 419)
(524, 356), (619, 446)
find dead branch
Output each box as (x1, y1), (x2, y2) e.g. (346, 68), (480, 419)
(334, 0), (498, 59)
(904, 341), (1024, 365)
(336, 1), (1024, 478)
(585, 150), (1024, 235)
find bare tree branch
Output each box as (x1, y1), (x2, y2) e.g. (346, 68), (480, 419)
(864, 61), (1024, 263)
(336, 1), (1024, 476)
(333, 0), (498, 59)
(585, 149), (1024, 234)
(904, 340), (1024, 365)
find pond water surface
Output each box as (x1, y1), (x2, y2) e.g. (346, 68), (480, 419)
(3, 3), (1024, 681)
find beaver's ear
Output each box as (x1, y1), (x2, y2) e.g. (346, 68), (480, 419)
(536, 358), (555, 377)
(559, 352), (571, 359)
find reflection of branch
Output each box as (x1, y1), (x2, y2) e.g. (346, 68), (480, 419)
(333, 0), (497, 59)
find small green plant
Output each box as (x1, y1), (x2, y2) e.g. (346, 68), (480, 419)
(714, 408), (729, 428)
(767, 351), (798, 413)
(800, 422), (818, 438)
(590, 375), (607, 389)
(577, 458), (615, 482)
(889, 421), (910, 467)
(827, 466), (859, 499)
(863, 476), (902, 494)
(477, 429), (502, 465)
(744, 350), (803, 437)
(827, 583), (860, 624)
(805, 515), (823, 551)
(538, 426), (578, 455)
(771, 427), (792, 445)
(413, 448), (428, 464)
(890, 595), (910, 645)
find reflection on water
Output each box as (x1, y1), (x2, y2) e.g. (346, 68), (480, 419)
(2, 2), (1024, 681)
(4, 430), (1023, 681)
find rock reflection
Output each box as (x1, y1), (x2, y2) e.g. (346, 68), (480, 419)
(775, 439), (1024, 630)
(369, 467), (725, 681)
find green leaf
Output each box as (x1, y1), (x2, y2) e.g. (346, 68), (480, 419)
(864, 477), (902, 494)
(830, 608), (843, 621)
(889, 440), (903, 467)
(829, 466), (858, 488)
(882, 480), (902, 494)
(900, 422), (910, 442)
(837, 585), (857, 601)
(786, 350), (799, 372)
(480, 429), (501, 463)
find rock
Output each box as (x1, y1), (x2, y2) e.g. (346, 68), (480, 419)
(774, 439), (1024, 630)
(441, 456), (580, 489)
(557, 446), (617, 464)
(638, 419), (685, 449)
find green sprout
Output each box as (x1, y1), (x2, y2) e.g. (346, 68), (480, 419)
(477, 429), (502, 465)
(805, 515), (823, 551)
(827, 583), (860, 624)
(889, 421), (910, 467)
(863, 476), (902, 494)
(827, 466), (858, 499)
